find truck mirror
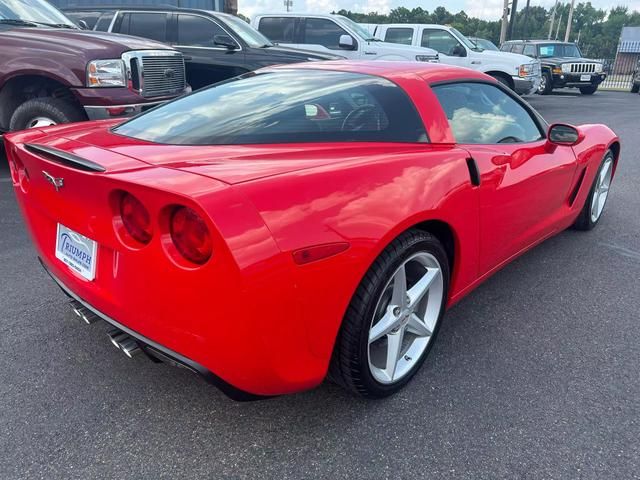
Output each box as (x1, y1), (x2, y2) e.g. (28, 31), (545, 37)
(339, 35), (356, 50)
(214, 34), (239, 50)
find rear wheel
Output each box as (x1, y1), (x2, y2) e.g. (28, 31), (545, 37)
(9, 97), (86, 131)
(573, 150), (614, 231)
(538, 71), (553, 95)
(580, 85), (598, 95)
(329, 230), (449, 398)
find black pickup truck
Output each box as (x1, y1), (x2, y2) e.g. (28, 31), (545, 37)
(501, 40), (606, 95)
(65, 7), (343, 90)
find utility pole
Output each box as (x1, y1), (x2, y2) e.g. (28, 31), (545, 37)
(548, 0), (560, 40)
(500, 0), (510, 45)
(555, 13), (562, 40)
(284, 0), (293, 12)
(564, 0), (575, 42)
(521, 0), (531, 39)
(507, 0), (518, 40)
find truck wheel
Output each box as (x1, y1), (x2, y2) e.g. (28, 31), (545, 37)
(491, 73), (513, 90)
(631, 83), (639, 93)
(579, 85), (598, 95)
(537, 72), (553, 95)
(9, 97), (86, 131)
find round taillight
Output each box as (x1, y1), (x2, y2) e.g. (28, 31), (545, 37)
(119, 192), (152, 244)
(170, 206), (212, 265)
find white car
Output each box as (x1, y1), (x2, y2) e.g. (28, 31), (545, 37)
(252, 14), (439, 63)
(374, 24), (541, 95)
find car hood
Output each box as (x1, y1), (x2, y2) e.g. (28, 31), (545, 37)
(480, 49), (533, 65)
(373, 40), (439, 57)
(264, 45), (344, 61)
(0, 27), (175, 56)
(541, 57), (603, 65)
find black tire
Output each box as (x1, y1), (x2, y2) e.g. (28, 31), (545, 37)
(573, 150), (614, 231)
(9, 97), (86, 131)
(329, 229), (450, 398)
(631, 83), (639, 94)
(491, 73), (513, 90)
(579, 85), (598, 95)
(538, 71), (553, 95)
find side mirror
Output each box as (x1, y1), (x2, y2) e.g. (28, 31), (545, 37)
(452, 45), (467, 57)
(548, 123), (581, 146)
(77, 20), (90, 30)
(214, 34), (239, 50)
(339, 34), (356, 50)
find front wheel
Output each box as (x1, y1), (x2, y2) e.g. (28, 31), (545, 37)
(579, 85), (598, 95)
(573, 150), (614, 231)
(329, 230), (450, 398)
(538, 71), (553, 95)
(631, 83), (640, 94)
(9, 97), (86, 131)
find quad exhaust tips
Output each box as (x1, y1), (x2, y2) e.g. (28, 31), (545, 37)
(107, 328), (142, 358)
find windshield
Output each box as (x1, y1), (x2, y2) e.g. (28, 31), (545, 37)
(538, 43), (582, 58)
(221, 14), (272, 48)
(475, 38), (499, 51)
(113, 70), (426, 145)
(336, 15), (377, 41)
(450, 27), (481, 51)
(0, 0), (76, 27)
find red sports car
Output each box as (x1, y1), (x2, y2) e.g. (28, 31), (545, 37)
(5, 62), (619, 400)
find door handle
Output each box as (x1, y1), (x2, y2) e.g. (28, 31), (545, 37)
(471, 60), (481, 65)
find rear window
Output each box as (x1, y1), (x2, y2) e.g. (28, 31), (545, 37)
(114, 70), (427, 145)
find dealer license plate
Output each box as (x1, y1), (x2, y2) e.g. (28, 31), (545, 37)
(55, 224), (98, 281)
(580, 74), (591, 81)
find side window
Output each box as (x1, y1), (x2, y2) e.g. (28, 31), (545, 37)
(433, 82), (543, 144)
(65, 11), (100, 29)
(384, 27), (413, 45)
(500, 43), (512, 52)
(303, 18), (349, 49)
(258, 17), (296, 43)
(511, 43), (525, 54)
(523, 44), (536, 57)
(119, 12), (167, 43)
(177, 14), (227, 47)
(421, 29), (463, 56)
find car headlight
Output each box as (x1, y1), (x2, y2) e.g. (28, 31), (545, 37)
(561, 63), (571, 73)
(415, 54), (439, 63)
(595, 63), (603, 73)
(518, 63), (535, 77)
(87, 59), (126, 87)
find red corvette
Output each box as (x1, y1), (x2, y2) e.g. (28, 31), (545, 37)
(5, 62), (619, 400)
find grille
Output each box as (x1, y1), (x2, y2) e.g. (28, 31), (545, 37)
(568, 63), (597, 73)
(140, 55), (186, 98)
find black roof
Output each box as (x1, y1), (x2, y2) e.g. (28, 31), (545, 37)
(62, 5), (225, 17)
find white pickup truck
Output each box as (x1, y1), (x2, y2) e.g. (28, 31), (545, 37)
(374, 24), (541, 94)
(252, 14), (439, 63)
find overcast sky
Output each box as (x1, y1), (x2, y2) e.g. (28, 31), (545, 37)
(240, 0), (640, 21)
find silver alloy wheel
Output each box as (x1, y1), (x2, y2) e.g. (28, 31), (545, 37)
(590, 156), (613, 222)
(537, 74), (547, 93)
(27, 117), (57, 129)
(367, 252), (444, 384)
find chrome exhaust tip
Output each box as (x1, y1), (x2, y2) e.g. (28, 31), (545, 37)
(106, 329), (141, 358)
(70, 302), (100, 324)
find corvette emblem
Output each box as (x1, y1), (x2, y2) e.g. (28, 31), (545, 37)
(42, 171), (64, 191)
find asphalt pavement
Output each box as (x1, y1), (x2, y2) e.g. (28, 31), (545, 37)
(1, 91), (639, 479)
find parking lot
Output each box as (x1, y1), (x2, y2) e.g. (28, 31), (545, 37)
(1, 91), (638, 479)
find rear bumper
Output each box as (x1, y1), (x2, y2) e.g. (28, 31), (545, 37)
(41, 259), (267, 401)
